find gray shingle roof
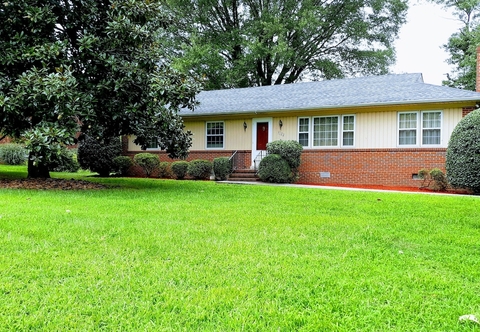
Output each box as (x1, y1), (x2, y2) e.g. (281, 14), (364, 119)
(180, 73), (480, 117)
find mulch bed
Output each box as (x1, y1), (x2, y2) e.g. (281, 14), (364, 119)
(0, 178), (108, 190)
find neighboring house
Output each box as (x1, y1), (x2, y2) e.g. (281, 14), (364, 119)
(126, 73), (480, 188)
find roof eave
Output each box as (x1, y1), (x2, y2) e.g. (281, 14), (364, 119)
(179, 97), (480, 117)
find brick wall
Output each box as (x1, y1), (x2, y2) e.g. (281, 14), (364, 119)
(462, 107), (475, 117)
(297, 148), (447, 188)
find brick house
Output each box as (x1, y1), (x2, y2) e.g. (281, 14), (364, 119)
(125, 73), (480, 188)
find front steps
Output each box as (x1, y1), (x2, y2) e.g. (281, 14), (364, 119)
(228, 169), (259, 182)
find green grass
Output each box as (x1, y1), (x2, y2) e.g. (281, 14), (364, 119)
(1, 165), (480, 331)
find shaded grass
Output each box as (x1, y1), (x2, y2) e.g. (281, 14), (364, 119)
(1, 165), (480, 331)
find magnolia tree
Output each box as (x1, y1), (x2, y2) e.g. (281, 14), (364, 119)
(0, 0), (199, 178)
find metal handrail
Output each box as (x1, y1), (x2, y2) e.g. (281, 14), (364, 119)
(229, 150), (238, 171)
(253, 150), (268, 172)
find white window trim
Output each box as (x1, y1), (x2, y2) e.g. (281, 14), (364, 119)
(146, 137), (160, 150)
(298, 115), (355, 148)
(206, 121), (225, 149)
(397, 111), (442, 147)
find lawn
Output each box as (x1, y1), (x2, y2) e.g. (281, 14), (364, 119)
(1, 165), (480, 331)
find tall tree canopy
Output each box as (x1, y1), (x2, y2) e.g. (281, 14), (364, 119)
(168, 0), (408, 89)
(0, 0), (199, 177)
(431, 0), (480, 90)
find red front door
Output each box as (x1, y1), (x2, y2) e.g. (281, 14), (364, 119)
(256, 122), (269, 150)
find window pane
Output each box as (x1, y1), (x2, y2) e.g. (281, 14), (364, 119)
(343, 132), (354, 146)
(343, 116), (354, 131)
(422, 129), (440, 144)
(298, 118), (309, 147)
(314, 117), (338, 146)
(399, 113), (417, 129)
(423, 112), (441, 128)
(399, 130), (416, 145)
(299, 133), (309, 147)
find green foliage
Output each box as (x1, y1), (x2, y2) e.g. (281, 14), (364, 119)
(446, 109), (480, 193)
(258, 154), (293, 183)
(0, 1), (200, 178)
(266, 140), (303, 170)
(159, 162), (172, 178)
(171, 161), (189, 179)
(133, 153), (160, 178)
(0, 144), (27, 165)
(169, 0), (408, 89)
(113, 156), (133, 176)
(78, 135), (122, 177)
(213, 157), (232, 181)
(418, 168), (448, 191)
(430, 0), (480, 90)
(49, 148), (80, 173)
(187, 159), (213, 180)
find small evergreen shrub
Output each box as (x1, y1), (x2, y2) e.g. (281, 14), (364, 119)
(78, 135), (122, 177)
(134, 153), (160, 177)
(446, 109), (480, 193)
(158, 162), (172, 178)
(113, 156), (133, 176)
(187, 159), (213, 180)
(213, 157), (232, 181)
(49, 148), (80, 173)
(171, 161), (189, 179)
(418, 168), (448, 191)
(0, 143), (27, 165)
(266, 140), (303, 170)
(258, 154), (292, 183)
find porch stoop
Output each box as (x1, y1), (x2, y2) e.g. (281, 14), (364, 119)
(228, 169), (259, 182)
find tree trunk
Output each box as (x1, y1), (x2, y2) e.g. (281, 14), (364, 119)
(27, 153), (50, 178)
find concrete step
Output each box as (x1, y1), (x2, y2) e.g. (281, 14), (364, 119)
(229, 169), (259, 182)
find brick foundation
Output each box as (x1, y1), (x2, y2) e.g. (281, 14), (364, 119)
(297, 148), (446, 188)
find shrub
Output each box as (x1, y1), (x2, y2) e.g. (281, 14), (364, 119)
(49, 148), (80, 173)
(78, 135), (122, 177)
(158, 162), (172, 178)
(418, 168), (448, 191)
(446, 109), (480, 193)
(213, 157), (232, 181)
(187, 159), (213, 180)
(133, 153), (160, 177)
(266, 140), (303, 170)
(171, 161), (189, 179)
(113, 156), (133, 176)
(258, 154), (293, 183)
(0, 143), (27, 165)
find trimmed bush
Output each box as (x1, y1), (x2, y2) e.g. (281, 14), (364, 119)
(187, 159), (213, 180)
(0, 143), (27, 165)
(113, 156), (133, 176)
(158, 162), (172, 178)
(171, 161), (189, 179)
(266, 140), (303, 170)
(258, 154), (292, 183)
(49, 148), (80, 173)
(78, 135), (122, 177)
(213, 157), (232, 181)
(418, 168), (448, 191)
(133, 153), (160, 177)
(446, 109), (480, 193)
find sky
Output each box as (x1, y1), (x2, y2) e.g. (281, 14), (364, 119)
(391, 0), (463, 85)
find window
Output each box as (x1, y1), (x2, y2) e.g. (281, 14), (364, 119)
(422, 112), (441, 145)
(146, 137), (158, 149)
(314, 116), (338, 147)
(398, 111), (442, 146)
(342, 115), (355, 146)
(399, 112), (417, 145)
(298, 118), (309, 147)
(206, 121), (224, 148)
(298, 115), (355, 148)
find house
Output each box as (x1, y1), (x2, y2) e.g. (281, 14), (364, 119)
(126, 73), (480, 188)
